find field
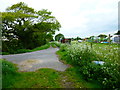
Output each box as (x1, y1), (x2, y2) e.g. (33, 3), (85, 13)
(55, 41), (120, 89)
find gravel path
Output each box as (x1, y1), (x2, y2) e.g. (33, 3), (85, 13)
(2, 47), (68, 72)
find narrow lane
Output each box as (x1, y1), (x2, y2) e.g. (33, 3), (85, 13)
(2, 47), (68, 72)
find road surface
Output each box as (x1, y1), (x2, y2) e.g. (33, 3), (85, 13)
(2, 47), (68, 72)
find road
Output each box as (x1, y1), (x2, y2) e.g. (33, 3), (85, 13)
(2, 47), (68, 72)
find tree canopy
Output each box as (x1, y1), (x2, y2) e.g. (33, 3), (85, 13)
(114, 31), (120, 35)
(98, 34), (107, 38)
(55, 33), (65, 41)
(1, 2), (61, 53)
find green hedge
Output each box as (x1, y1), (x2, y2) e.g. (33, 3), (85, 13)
(2, 43), (50, 55)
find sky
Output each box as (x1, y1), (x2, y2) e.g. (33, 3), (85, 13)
(0, 0), (119, 38)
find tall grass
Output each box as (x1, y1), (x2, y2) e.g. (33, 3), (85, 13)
(57, 41), (120, 89)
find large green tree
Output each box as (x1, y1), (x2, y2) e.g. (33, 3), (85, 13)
(98, 34), (107, 41)
(2, 2), (61, 52)
(55, 33), (65, 41)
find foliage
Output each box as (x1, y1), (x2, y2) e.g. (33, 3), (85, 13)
(98, 34), (107, 38)
(2, 39), (24, 53)
(57, 41), (120, 89)
(73, 36), (82, 40)
(98, 34), (107, 41)
(1, 58), (102, 88)
(55, 33), (65, 41)
(2, 59), (19, 88)
(32, 43), (50, 51)
(2, 43), (50, 55)
(1, 2), (61, 52)
(2, 59), (62, 88)
(51, 41), (61, 47)
(2, 59), (18, 75)
(114, 30), (120, 35)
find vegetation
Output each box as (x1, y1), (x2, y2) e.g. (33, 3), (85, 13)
(1, 1), (119, 89)
(55, 41), (120, 89)
(55, 33), (65, 41)
(1, 59), (101, 88)
(2, 59), (61, 88)
(1, 2), (61, 53)
(114, 30), (120, 35)
(2, 43), (50, 55)
(72, 36), (82, 40)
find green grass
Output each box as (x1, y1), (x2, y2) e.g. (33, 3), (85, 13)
(2, 58), (102, 88)
(49, 42), (57, 48)
(32, 43), (50, 51)
(71, 41), (119, 64)
(56, 50), (102, 88)
(84, 42), (119, 64)
(57, 41), (120, 88)
(59, 67), (102, 88)
(2, 41), (119, 88)
(6, 69), (62, 88)
(2, 59), (62, 88)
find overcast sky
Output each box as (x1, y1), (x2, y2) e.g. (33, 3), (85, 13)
(0, 0), (119, 38)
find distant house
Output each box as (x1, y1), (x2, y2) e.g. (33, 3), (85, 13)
(60, 38), (71, 44)
(112, 35), (120, 44)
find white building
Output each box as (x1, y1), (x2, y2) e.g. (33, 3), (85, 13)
(111, 35), (120, 44)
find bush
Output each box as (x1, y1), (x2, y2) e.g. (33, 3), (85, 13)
(2, 40), (23, 53)
(79, 62), (120, 88)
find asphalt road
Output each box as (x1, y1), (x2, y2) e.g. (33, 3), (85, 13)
(2, 47), (68, 72)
